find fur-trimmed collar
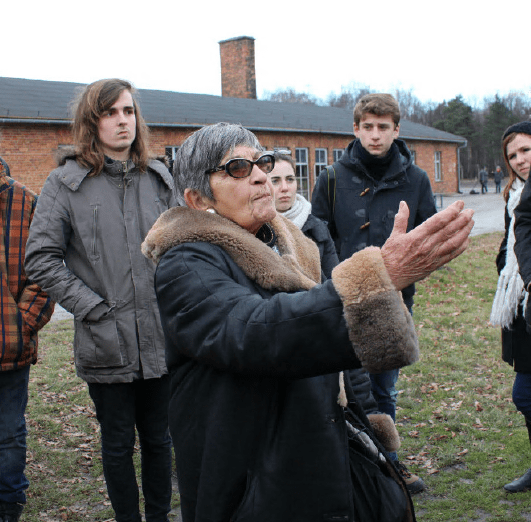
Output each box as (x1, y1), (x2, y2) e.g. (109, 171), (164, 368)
(143, 205), (412, 452)
(142, 207), (322, 292)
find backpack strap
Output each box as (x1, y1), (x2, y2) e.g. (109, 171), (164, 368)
(323, 165), (340, 243)
(325, 165), (337, 230)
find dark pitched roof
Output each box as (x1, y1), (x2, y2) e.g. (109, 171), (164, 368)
(0, 76), (466, 143)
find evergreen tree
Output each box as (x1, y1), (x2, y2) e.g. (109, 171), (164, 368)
(433, 96), (478, 178)
(482, 95), (520, 172)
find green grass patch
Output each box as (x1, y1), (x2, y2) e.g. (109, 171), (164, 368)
(401, 232), (531, 520)
(24, 320), (180, 521)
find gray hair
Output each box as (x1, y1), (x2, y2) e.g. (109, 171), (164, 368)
(173, 122), (262, 206)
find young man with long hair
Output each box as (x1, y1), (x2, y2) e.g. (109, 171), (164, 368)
(25, 79), (176, 522)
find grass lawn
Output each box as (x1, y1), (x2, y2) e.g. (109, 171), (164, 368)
(402, 231), (531, 521)
(22, 231), (531, 521)
(24, 323), (181, 521)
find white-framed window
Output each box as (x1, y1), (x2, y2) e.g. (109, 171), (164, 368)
(434, 151), (442, 182)
(333, 148), (345, 162)
(165, 146), (180, 171)
(165, 146), (179, 161)
(410, 150), (416, 165)
(315, 148), (328, 178)
(295, 148), (309, 200)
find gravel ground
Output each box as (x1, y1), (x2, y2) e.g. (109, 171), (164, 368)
(441, 178), (506, 237)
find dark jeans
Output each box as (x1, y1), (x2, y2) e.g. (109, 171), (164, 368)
(88, 375), (172, 522)
(513, 372), (531, 420)
(370, 368), (400, 461)
(369, 306), (412, 462)
(0, 366), (30, 505)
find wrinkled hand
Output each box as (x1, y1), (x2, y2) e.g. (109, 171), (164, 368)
(381, 201), (474, 290)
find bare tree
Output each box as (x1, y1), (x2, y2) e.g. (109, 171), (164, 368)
(262, 88), (321, 105)
(325, 82), (374, 110)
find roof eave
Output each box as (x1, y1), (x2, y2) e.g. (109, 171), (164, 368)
(0, 118), (467, 144)
(402, 136), (467, 144)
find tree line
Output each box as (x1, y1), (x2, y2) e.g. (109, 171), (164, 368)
(262, 84), (531, 179)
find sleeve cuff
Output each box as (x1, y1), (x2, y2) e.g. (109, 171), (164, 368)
(331, 247), (419, 374)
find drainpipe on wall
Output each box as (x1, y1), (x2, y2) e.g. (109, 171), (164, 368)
(457, 140), (467, 194)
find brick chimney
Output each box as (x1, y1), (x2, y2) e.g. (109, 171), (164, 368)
(219, 36), (257, 99)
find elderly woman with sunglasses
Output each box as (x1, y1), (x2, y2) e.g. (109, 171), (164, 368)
(142, 123), (473, 522)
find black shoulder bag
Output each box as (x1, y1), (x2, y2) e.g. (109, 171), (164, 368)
(343, 372), (416, 522)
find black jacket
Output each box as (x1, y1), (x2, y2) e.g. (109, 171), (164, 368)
(301, 213), (339, 280)
(311, 139), (437, 309)
(512, 182), (531, 372)
(497, 206), (531, 372)
(301, 214), (376, 414)
(515, 178), (531, 292)
(143, 207), (417, 522)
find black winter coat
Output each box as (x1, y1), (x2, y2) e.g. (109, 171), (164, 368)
(302, 214), (379, 415)
(497, 206), (531, 372)
(142, 207), (417, 522)
(512, 182), (531, 372)
(311, 139), (437, 309)
(301, 213), (339, 280)
(301, 214), (378, 415)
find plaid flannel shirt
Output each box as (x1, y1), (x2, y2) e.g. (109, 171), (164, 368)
(0, 169), (54, 371)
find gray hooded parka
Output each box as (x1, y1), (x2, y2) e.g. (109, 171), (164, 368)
(25, 152), (177, 383)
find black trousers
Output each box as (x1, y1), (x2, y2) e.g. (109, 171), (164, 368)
(88, 375), (172, 522)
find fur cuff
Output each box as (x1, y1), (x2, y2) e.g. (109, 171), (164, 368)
(367, 413), (400, 452)
(331, 247), (418, 373)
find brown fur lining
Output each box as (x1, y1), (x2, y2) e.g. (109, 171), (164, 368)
(141, 207), (322, 291)
(143, 208), (418, 374)
(331, 247), (419, 374)
(367, 413), (400, 452)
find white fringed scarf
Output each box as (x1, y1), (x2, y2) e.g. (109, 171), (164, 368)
(281, 194), (312, 230)
(490, 177), (529, 328)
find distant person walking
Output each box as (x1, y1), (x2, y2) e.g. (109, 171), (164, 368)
(494, 166), (504, 193)
(479, 167), (489, 194)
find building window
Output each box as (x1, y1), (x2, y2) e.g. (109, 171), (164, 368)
(295, 148), (309, 200)
(315, 148), (328, 178)
(434, 151), (442, 182)
(165, 146), (180, 170)
(333, 148), (345, 162)
(410, 150), (416, 164)
(165, 146), (179, 161)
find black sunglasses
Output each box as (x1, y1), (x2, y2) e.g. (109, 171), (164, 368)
(205, 153), (275, 179)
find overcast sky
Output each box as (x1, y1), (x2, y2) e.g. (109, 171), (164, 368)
(2, 0), (529, 108)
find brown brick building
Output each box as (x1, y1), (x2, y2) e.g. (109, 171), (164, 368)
(0, 36), (466, 198)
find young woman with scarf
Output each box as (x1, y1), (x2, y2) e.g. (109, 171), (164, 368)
(490, 121), (531, 493)
(269, 150), (338, 279)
